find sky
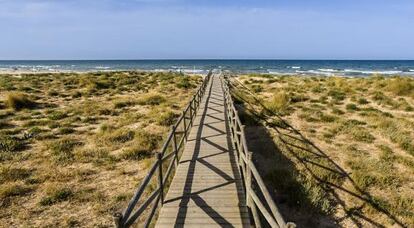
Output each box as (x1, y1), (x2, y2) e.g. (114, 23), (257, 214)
(0, 0), (413, 60)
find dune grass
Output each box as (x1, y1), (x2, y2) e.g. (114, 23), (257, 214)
(5, 93), (36, 111)
(235, 74), (414, 227)
(0, 71), (202, 227)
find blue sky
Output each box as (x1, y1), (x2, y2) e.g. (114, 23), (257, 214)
(0, 0), (413, 60)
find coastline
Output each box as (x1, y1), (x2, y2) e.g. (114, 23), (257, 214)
(1, 59), (414, 77)
(1, 69), (413, 78)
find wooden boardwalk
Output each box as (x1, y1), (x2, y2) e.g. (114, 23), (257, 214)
(155, 74), (250, 227)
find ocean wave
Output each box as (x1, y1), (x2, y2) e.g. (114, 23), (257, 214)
(295, 70), (336, 76)
(344, 69), (403, 75)
(318, 68), (339, 72)
(181, 69), (205, 73)
(267, 70), (288, 75)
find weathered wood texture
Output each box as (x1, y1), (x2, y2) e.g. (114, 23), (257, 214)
(155, 75), (250, 228)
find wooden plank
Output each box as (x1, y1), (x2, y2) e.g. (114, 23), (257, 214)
(155, 74), (250, 228)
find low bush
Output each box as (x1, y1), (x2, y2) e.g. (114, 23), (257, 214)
(48, 137), (82, 163)
(120, 131), (162, 160)
(40, 186), (73, 206)
(331, 108), (345, 115)
(346, 103), (359, 111)
(386, 77), (414, 96)
(5, 93), (36, 111)
(328, 90), (346, 101)
(48, 111), (68, 120)
(358, 98), (370, 105)
(98, 128), (135, 145)
(0, 134), (24, 153)
(113, 100), (135, 109)
(0, 167), (31, 182)
(157, 111), (179, 126)
(266, 92), (290, 113)
(137, 94), (166, 106)
(350, 128), (375, 143)
(58, 127), (75, 135)
(250, 84), (263, 93)
(176, 77), (195, 89)
(0, 182), (32, 198)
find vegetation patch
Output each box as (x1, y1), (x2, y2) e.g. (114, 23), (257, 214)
(5, 93), (36, 110)
(40, 185), (74, 206)
(137, 94), (166, 106)
(120, 131), (162, 160)
(0, 182), (33, 198)
(266, 92), (290, 114)
(0, 71), (202, 226)
(235, 74), (414, 227)
(48, 137), (82, 163)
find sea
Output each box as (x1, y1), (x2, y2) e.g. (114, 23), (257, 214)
(1, 60), (414, 76)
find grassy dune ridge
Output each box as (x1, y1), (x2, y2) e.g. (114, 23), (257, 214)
(231, 74), (414, 227)
(0, 71), (201, 227)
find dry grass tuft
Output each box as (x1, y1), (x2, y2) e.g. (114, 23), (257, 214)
(5, 93), (36, 110)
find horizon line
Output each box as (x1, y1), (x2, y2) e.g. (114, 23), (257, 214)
(1, 58), (414, 61)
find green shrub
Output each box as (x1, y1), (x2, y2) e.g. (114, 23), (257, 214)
(311, 86), (324, 93)
(113, 100), (135, 109)
(250, 84), (263, 93)
(0, 183), (32, 198)
(48, 111), (68, 120)
(358, 98), (370, 105)
(372, 91), (387, 101)
(99, 128), (135, 145)
(266, 92), (290, 113)
(350, 128), (375, 143)
(0, 134), (24, 153)
(319, 113), (337, 123)
(58, 127), (75, 135)
(28, 127), (43, 137)
(5, 93), (36, 110)
(40, 186), (73, 206)
(137, 94), (166, 106)
(48, 137), (82, 163)
(47, 90), (59, 96)
(331, 108), (345, 115)
(71, 91), (82, 98)
(120, 131), (162, 160)
(176, 77), (194, 89)
(157, 111), (179, 126)
(386, 77), (414, 96)
(346, 103), (359, 111)
(290, 93), (309, 103)
(0, 167), (31, 182)
(328, 90), (346, 101)
(81, 78), (112, 92)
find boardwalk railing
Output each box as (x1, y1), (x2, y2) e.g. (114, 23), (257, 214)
(114, 71), (212, 228)
(221, 75), (295, 228)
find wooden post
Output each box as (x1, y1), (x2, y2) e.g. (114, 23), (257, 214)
(157, 152), (164, 205)
(189, 102), (193, 126)
(246, 151), (261, 228)
(182, 110), (188, 139)
(171, 126), (179, 167)
(113, 212), (123, 228)
(246, 151), (252, 207)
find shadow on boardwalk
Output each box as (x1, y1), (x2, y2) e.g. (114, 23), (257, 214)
(230, 79), (407, 228)
(156, 75), (249, 227)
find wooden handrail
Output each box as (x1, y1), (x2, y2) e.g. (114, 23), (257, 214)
(221, 75), (296, 228)
(114, 71), (212, 228)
